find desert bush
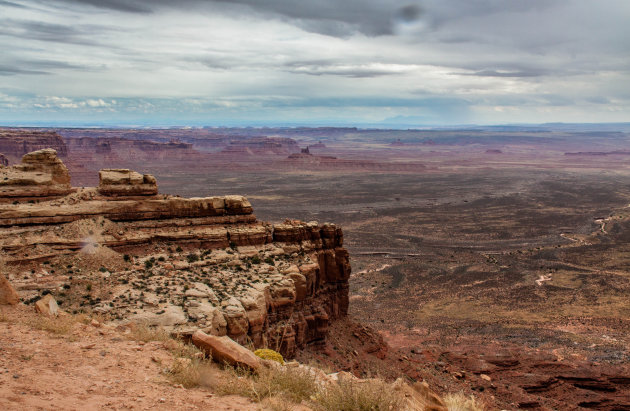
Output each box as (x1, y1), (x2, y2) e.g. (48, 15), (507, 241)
(254, 348), (284, 364)
(313, 376), (404, 411)
(166, 357), (215, 388)
(444, 392), (485, 411)
(214, 365), (319, 404)
(187, 253), (199, 263)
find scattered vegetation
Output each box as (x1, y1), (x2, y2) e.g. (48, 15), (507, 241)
(444, 392), (485, 411)
(314, 376), (404, 411)
(127, 322), (171, 343)
(254, 348), (284, 364)
(26, 313), (78, 335)
(214, 365), (318, 404)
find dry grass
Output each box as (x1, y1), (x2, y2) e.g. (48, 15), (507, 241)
(26, 313), (77, 335)
(166, 357), (215, 388)
(124, 322), (216, 388)
(444, 392), (485, 411)
(213, 365), (319, 404)
(313, 376), (404, 411)
(126, 322), (172, 343)
(213, 365), (406, 411)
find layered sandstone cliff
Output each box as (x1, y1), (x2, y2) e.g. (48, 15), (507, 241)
(0, 150), (350, 357)
(0, 148), (73, 201)
(0, 129), (67, 161)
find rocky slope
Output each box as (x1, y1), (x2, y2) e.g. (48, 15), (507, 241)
(0, 149), (350, 357)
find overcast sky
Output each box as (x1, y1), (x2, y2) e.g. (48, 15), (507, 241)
(1, 0), (629, 126)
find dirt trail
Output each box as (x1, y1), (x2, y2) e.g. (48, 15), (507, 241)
(0, 307), (255, 411)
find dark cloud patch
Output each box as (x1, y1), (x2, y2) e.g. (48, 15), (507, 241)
(396, 4), (422, 22)
(0, 19), (111, 46)
(0, 1), (29, 9)
(0, 65), (48, 76)
(40, 0), (151, 13)
(52, 0), (425, 37)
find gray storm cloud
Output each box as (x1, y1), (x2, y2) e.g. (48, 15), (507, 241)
(0, 0), (628, 125)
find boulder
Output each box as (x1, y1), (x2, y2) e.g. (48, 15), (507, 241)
(191, 330), (261, 371)
(98, 169), (158, 196)
(34, 294), (59, 316)
(0, 274), (19, 305)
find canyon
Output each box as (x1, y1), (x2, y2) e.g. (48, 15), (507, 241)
(1, 126), (630, 409)
(0, 149), (350, 358)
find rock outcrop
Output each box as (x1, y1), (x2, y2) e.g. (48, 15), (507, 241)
(0, 149), (73, 201)
(0, 149), (350, 358)
(98, 169), (158, 197)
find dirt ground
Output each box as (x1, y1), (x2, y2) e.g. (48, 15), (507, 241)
(0, 306), (256, 411)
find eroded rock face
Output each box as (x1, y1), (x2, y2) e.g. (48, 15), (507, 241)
(98, 169), (158, 196)
(0, 130), (68, 161)
(0, 149), (350, 358)
(0, 149), (73, 200)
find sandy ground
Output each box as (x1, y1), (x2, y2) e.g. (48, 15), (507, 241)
(0, 306), (256, 411)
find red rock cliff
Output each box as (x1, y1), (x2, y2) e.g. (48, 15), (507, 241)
(0, 149), (350, 357)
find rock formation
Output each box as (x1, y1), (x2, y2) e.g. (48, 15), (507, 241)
(98, 169), (158, 197)
(0, 149), (350, 357)
(0, 149), (73, 201)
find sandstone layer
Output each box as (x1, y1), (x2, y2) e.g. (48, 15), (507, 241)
(0, 148), (73, 201)
(0, 149), (350, 357)
(0, 129), (67, 161)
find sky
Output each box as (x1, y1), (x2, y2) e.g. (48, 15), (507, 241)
(0, 0), (629, 127)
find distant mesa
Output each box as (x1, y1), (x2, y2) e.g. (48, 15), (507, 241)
(0, 129), (67, 162)
(390, 139), (405, 146)
(485, 149), (503, 154)
(221, 137), (300, 155)
(310, 141), (326, 149)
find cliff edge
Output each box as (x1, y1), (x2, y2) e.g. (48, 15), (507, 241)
(0, 149), (350, 357)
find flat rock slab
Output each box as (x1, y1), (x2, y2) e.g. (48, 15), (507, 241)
(192, 330), (261, 371)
